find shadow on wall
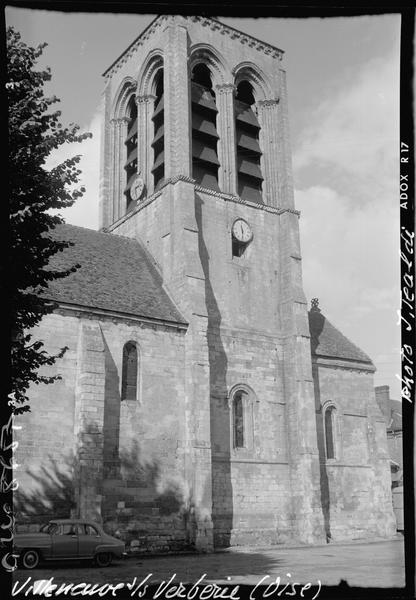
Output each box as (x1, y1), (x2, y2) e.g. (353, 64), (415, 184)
(195, 192), (232, 548)
(312, 363), (331, 543)
(101, 338), (194, 548)
(15, 430), (192, 548)
(308, 306), (331, 542)
(14, 454), (77, 530)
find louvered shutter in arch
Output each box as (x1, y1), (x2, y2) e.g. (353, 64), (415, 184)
(191, 64), (220, 191)
(151, 70), (165, 191)
(124, 96), (138, 213)
(235, 81), (263, 204)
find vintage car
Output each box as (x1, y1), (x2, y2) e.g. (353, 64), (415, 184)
(14, 519), (126, 569)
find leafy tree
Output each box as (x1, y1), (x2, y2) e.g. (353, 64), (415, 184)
(7, 26), (91, 414)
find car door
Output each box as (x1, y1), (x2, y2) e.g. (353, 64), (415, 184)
(77, 524), (102, 558)
(51, 523), (79, 558)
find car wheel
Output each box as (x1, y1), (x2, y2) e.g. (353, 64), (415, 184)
(95, 552), (113, 567)
(21, 549), (40, 570)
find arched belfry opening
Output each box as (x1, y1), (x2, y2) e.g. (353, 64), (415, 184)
(191, 63), (220, 191)
(151, 69), (165, 191)
(124, 96), (138, 213)
(235, 80), (263, 203)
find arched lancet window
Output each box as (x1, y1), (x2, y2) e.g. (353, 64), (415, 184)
(232, 389), (248, 448)
(235, 80), (263, 203)
(324, 406), (336, 459)
(121, 341), (138, 401)
(124, 96), (138, 213)
(151, 69), (165, 191)
(191, 63), (220, 191)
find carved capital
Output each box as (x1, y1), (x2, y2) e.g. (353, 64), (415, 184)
(257, 98), (280, 109)
(110, 117), (130, 129)
(135, 94), (157, 105)
(215, 83), (236, 95)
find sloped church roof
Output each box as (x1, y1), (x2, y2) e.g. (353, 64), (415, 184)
(308, 301), (374, 366)
(43, 224), (186, 325)
(43, 226), (372, 366)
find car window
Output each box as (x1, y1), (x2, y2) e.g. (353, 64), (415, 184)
(84, 524), (99, 536)
(61, 524), (77, 535)
(47, 523), (59, 535)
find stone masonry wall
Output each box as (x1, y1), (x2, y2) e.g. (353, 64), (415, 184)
(313, 361), (396, 541)
(14, 310), (191, 553)
(14, 312), (79, 529)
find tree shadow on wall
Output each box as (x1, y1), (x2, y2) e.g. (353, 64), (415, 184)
(14, 454), (77, 531)
(15, 431), (194, 549)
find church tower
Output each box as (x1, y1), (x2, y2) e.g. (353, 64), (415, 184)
(99, 15), (326, 547)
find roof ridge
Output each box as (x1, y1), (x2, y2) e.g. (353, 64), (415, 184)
(56, 223), (145, 245)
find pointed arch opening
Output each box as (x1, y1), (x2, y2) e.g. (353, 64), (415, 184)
(235, 80), (263, 203)
(191, 63), (220, 191)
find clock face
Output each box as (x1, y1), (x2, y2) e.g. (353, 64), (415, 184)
(232, 219), (253, 243)
(130, 175), (145, 202)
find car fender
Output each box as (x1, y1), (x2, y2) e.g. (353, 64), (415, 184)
(14, 537), (53, 559)
(94, 543), (123, 557)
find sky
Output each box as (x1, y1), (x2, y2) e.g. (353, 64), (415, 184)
(6, 7), (402, 398)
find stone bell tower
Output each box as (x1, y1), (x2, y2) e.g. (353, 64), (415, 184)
(99, 15), (325, 547)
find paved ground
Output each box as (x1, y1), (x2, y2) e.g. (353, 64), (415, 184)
(12, 537), (405, 594)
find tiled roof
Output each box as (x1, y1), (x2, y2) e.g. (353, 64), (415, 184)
(308, 307), (373, 365)
(42, 224), (186, 325)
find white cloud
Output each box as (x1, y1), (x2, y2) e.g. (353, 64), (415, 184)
(45, 110), (101, 230)
(294, 50), (400, 398)
(293, 53), (399, 199)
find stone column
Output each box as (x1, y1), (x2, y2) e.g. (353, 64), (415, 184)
(163, 18), (191, 179)
(215, 83), (237, 195)
(276, 68), (295, 209)
(99, 84), (112, 230)
(278, 208), (326, 544)
(136, 95), (156, 196)
(117, 117), (129, 220)
(74, 321), (106, 522)
(109, 118), (118, 225)
(109, 117), (129, 223)
(162, 178), (214, 551)
(274, 64), (325, 543)
(257, 99), (280, 207)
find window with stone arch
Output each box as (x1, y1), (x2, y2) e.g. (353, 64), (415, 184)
(234, 79), (263, 203)
(121, 341), (139, 401)
(230, 385), (255, 451)
(324, 405), (337, 460)
(190, 62), (220, 191)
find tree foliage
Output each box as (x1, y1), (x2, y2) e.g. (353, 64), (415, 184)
(8, 26), (92, 414)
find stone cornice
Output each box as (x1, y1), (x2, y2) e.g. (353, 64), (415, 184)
(107, 177), (301, 230)
(103, 15), (284, 80)
(188, 16), (284, 60)
(312, 354), (376, 373)
(54, 302), (188, 332)
(103, 15), (169, 79)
